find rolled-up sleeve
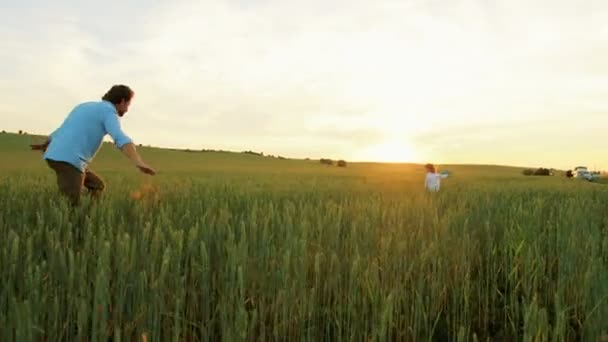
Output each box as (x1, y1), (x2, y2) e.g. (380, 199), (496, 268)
(103, 110), (133, 148)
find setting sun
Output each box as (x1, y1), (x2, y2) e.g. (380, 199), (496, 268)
(358, 139), (419, 163)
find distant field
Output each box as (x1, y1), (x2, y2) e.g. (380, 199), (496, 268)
(1, 132), (607, 340)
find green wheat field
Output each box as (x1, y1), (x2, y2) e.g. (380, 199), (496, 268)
(1, 132), (607, 341)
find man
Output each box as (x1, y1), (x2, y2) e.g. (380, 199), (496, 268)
(31, 85), (156, 206)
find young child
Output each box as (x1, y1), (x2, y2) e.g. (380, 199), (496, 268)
(424, 163), (448, 192)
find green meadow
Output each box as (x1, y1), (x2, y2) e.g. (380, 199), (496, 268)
(1, 132), (607, 341)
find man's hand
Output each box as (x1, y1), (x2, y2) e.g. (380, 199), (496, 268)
(120, 143), (156, 175)
(136, 162), (156, 175)
(30, 139), (50, 152)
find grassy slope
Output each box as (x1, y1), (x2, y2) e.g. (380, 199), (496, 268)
(0, 132), (527, 175)
(0, 131), (595, 193)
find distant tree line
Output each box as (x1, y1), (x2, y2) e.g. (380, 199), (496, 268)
(0, 130), (26, 134)
(522, 167), (553, 176)
(320, 158), (347, 167)
(242, 150), (264, 156)
(241, 151), (289, 159)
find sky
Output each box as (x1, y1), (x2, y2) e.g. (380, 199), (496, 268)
(1, 0), (607, 170)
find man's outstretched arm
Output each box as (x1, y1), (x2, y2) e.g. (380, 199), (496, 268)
(120, 143), (156, 175)
(30, 137), (51, 151)
(30, 127), (59, 152)
(103, 110), (156, 175)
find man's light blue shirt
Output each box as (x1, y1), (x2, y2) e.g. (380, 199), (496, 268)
(44, 100), (133, 172)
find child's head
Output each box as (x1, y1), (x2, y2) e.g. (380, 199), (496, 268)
(425, 163), (436, 173)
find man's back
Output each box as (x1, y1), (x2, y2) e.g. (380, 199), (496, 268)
(44, 100), (132, 172)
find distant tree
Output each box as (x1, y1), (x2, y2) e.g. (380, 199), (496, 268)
(320, 158), (333, 165)
(533, 168), (551, 176)
(337, 160), (347, 167)
(566, 170), (573, 178)
(1, 130), (5, 134)
(242, 150), (264, 157)
(18, 130), (23, 135)
(522, 169), (534, 176)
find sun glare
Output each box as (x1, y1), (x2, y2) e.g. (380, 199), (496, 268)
(360, 139), (419, 163)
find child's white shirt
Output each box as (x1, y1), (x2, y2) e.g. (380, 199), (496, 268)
(425, 172), (447, 192)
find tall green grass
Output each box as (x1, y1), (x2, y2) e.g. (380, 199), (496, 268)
(1, 169), (607, 340)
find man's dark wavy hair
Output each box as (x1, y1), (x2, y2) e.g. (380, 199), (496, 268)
(102, 85), (134, 105)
